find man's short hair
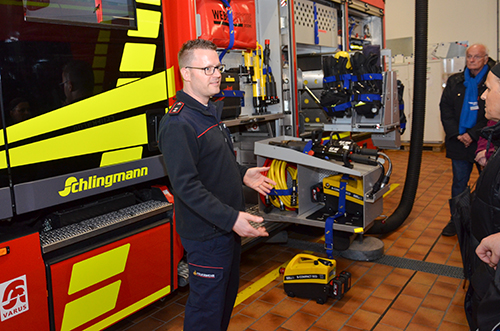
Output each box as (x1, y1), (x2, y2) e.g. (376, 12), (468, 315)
(178, 39), (217, 68)
(490, 63), (500, 81)
(63, 60), (94, 96)
(8, 97), (29, 113)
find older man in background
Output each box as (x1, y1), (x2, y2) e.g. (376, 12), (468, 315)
(440, 43), (493, 236)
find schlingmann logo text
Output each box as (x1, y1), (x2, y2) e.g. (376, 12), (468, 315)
(58, 167), (148, 197)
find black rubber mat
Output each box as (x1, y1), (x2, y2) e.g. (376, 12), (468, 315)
(376, 255), (463, 279)
(283, 238), (464, 279)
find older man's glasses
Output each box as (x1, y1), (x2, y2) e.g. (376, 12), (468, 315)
(467, 54), (487, 60)
(185, 64), (226, 75)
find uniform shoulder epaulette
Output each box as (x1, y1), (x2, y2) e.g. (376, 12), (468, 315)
(168, 101), (184, 115)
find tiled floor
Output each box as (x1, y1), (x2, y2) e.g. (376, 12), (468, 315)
(107, 147), (475, 331)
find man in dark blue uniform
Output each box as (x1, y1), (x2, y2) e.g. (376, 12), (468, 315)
(158, 39), (276, 331)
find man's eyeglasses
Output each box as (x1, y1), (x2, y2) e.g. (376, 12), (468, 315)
(467, 54), (487, 60)
(185, 64), (226, 75)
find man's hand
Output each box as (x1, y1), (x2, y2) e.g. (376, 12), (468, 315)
(476, 232), (500, 269)
(232, 212), (269, 238)
(475, 150), (487, 167)
(458, 133), (473, 148)
(243, 167), (276, 195)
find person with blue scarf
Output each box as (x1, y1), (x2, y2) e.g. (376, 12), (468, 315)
(440, 44), (493, 237)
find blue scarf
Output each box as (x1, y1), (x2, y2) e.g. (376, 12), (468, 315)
(459, 65), (489, 134)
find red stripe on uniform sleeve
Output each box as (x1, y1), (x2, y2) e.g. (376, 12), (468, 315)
(197, 124), (218, 138)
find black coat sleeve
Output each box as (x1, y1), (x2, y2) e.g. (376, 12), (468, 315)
(440, 76), (460, 140)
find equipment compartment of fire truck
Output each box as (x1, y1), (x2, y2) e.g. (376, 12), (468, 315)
(0, 0), (396, 329)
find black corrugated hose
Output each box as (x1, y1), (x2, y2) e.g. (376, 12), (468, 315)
(368, 0), (428, 234)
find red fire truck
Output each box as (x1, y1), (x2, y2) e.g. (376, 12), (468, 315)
(0, 0), (390, 329)
(0, 0), (190, 329)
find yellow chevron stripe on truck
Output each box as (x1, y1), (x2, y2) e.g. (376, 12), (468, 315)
(4, 71), (167, 145)
(0, 65), (177, 170)
(68, 244), (130, 295)
(136, 0), (160, 5)
(166, 65), (177, 99)
(128, 9), (161, 39)
(81, 286), (170, 331)
(116, 78), (141, 87)
(120, 43), (157, 72)
(60, 241), (171, 331)
(61, 281), (122, 331)
(100, 147), (143, 167)
(8, 115), (148, 167)
(0, 151), (5, 169)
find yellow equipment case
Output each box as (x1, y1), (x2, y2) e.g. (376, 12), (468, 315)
(309, 174), (365, 228)
(323, 174), (364, 216)
(281, 253), (351, 304)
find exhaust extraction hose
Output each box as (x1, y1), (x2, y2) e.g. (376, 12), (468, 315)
(368, 0), (428, 234)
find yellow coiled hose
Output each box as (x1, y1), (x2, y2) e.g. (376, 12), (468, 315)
(266, 159), (298, 210)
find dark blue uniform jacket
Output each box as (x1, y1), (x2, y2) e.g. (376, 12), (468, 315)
(158, 90), (248, 241)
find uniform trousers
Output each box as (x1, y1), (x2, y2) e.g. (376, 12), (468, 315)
(181, 232), (241, 331)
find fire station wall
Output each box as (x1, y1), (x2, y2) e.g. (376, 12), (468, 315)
(385, 0), (498, 60)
